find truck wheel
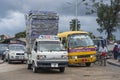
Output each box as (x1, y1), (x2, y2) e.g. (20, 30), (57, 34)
(27, 64), (32, 69)
(59, 67), (65, 73)
(21, 61), (24, 64)
(4, 58), (7, 62)
(85, 63), (91, 67)
(32, 62), (38, 73)
(8, 56), (11, 64)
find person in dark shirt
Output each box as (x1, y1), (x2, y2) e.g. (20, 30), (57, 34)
(113, 44), (119, 60)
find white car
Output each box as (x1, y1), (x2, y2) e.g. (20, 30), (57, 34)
(4, 44), (27, 64)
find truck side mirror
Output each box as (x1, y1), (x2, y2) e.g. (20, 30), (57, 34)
(34, 48), (37, 52)
(34, 42), (38, 52)
(6, 49), (9, 51)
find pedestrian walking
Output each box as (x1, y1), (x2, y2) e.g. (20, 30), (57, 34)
(113, 44), (119, 60)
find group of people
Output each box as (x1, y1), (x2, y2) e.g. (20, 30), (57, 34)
(95, 40), (120, 62)
(113, 42), (120, 60)
(97, 42), (120, 61)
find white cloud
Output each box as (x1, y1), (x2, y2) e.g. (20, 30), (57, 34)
(0, 9), (119, 40)
(0, 11), (25, 36)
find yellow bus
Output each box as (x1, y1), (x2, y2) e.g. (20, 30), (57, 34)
(58, 31), (96, 66)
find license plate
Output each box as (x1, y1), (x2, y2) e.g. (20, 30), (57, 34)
(16, 56), (24, 59)
(51, 63), (58, 67)
(82, 58), (87, 62)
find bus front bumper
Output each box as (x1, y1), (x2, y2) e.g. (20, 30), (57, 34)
(69, 57), (96, 64)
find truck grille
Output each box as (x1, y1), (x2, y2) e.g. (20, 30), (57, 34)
(16, 53), (24, 55)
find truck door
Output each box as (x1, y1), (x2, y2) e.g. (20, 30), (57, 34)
(32, 42), (38, 60)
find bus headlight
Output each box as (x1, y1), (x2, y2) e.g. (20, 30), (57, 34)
(37, 55), (46, 60)
(90, 54), (96, 58)
(70, 56), (77, 59)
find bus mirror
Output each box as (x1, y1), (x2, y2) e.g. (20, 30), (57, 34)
(64, 43), (67, 48)
(67, 48), (69, 52)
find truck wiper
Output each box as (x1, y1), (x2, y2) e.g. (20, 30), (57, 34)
(75, 45), (85, 48)
(87, 45), (94, 47)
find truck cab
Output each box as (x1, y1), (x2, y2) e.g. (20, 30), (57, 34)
(27, 35), (68, 73)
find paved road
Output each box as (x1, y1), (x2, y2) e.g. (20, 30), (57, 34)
(0, 62), (120, 80)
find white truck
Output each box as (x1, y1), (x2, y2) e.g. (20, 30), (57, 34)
(25, 10), (68, 73)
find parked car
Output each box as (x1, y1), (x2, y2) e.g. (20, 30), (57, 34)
(4, 44), (27, 64)
(0, 44), (8, 60)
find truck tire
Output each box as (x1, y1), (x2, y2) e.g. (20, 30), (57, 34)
(59, 67), (65, 73)
(85, 63), (91, 67)
(27, 64), (32, 69)
(8, 56), (11, 64)
(21, 61), (24, 64)
(4, 58), (7, 62)
(32, 62), (38, 73)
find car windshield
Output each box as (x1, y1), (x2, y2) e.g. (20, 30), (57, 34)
(38, 41), (66, 51)
(0, 44), (8, 51)
(9, 45), (25, 51)
(68, 34), (94, 48)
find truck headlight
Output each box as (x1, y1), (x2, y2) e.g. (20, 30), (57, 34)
(61, 55), (68, 59)
(11, 53), (15, 55)
(37, 55), (46, 60)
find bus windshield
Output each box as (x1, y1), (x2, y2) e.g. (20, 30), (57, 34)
(68, 34), (94, 48)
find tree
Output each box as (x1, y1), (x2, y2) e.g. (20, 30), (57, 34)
(96, 0), (120, 40)
(88, 32), (96, 39)
(84, 0), (120, 40)
(70, 19), (81, 31)
(15, 31), (26, 38)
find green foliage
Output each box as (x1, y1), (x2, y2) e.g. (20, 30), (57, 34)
(0, 40), (4, 43)
(96, 0), (120, 40)
(70, 19), (81, 31)
(85, 0), (120, 40)
(88, 32), (96, 39)
(15, 31), (26, 38)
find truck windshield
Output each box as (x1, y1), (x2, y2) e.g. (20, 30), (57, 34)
(68, 34), (94, 48)
(38, 41), (66, 51)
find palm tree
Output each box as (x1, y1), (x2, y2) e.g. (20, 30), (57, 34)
(70, 19), (81, 31)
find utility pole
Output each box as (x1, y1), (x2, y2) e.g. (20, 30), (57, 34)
(75, 0), (85, 31)
(75, 0), (78, 31)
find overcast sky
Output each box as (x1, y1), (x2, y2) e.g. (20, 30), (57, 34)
(0, 0), (119, 39)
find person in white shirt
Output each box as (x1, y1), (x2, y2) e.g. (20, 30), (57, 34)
(99, 45), (107, 52)
(98, 44), (108, 56)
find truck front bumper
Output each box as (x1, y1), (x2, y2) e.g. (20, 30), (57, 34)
(36, 61), (68, 68)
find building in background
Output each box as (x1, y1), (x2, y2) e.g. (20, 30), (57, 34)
(2, 38), (26, 45)
(0, 34), (11, 40)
